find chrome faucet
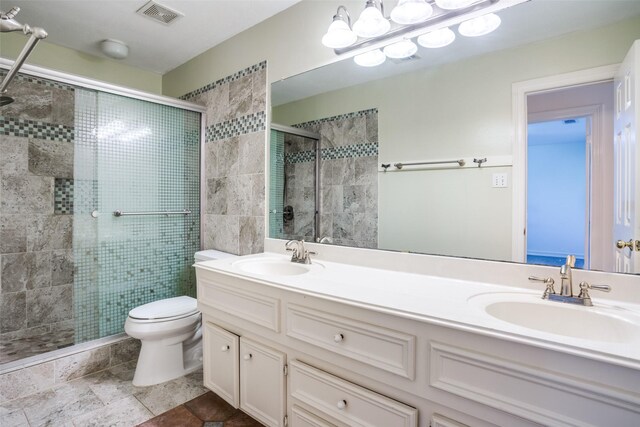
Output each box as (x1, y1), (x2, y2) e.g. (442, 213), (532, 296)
(285, 240), (316, 264)
(528, 255), (611, 306)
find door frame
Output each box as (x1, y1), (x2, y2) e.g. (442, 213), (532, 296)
(527, 107), (599, 268)
(511, 64), (619, 263)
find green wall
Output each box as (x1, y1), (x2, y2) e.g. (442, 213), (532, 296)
(0, 32), (162, 94)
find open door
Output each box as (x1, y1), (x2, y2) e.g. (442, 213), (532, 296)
(613, 40), (640, 273)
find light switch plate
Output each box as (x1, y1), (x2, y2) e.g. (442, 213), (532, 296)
(492, 173), (508, 188)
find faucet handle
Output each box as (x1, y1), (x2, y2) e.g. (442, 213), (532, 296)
(578, 281), (611, 306)
(529, 276), (556, 299)
(579, 281), (611, 293)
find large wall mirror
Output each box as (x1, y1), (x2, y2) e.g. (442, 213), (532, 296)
(269, 0), (640, 275)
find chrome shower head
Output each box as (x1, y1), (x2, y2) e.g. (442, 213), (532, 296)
(0, 95), (15, 106)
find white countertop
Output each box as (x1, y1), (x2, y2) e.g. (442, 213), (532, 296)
(196, 252), (640, 370)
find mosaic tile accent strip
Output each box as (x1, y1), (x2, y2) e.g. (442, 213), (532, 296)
(180, 61), (267, 100)
(285, 142), (378, 163)
(73, 89), (201, 342)
(0, 115), (74, 142)
(292, 108), (378, 128)
(54, 178), (74, 214)
(205, 111), (265, 142)
(285, 150), (316, 164)
(0, 70), (75, 91)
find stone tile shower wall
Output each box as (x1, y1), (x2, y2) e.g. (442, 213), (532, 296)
(0, 73), (76, 363)
(181, 62), (267, 255)
(281, 134), (316, 240)
(289, 109), (378, 248)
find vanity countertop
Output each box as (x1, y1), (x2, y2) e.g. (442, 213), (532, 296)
(195, 252), (640, 370)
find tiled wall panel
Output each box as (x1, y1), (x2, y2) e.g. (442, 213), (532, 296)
(0, 73), (76, 364)
(183, 61), (267, 255)
(277, 109), (379, 248)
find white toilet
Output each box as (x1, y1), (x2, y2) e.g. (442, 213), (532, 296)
(125, 249), (237, 386)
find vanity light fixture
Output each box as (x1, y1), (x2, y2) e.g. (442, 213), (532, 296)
(353, 0), (390, 38)
(417, 27), (456, 48)
(322, 0), (529, 67)
(354, 49), (387, 66)
(458, 12), (501, 37)
(435, 0), (477, 10)
(383, 39), (418, 58)
(390, 0), (433, 25)
(322, 6), (358, 49)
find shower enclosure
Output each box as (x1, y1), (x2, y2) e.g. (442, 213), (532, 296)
(270, 125), (320, 242)
(0, 67), (202, 366)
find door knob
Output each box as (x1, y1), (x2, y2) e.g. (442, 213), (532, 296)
(616, 239), (636, 250)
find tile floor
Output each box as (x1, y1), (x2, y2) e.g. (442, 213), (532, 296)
(0, 328), (75, 364)
(0, 361), (263, 427)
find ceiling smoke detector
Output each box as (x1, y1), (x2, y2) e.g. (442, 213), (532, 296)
(136, 1), (183, 25)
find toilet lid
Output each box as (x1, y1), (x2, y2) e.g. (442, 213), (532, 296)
(129, 296), (198, 320)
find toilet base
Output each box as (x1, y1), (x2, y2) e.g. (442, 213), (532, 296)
(131, 325), (203, 387)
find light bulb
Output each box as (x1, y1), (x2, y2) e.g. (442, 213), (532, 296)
(353, 4), (390, 38)
(322, 19), (358, 48)
(383, 39), (418, 59)
(458, 13), (501, 37)
(390, 0), (433, 25)
(417, 27), (456, 48)
(354, 49), (386, 67)
(434, 0), (476, 10)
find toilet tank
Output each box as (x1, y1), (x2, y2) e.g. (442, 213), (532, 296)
(194, 249), (237, 263)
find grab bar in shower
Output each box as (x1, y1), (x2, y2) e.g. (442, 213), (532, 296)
(113, 209), (192, 217)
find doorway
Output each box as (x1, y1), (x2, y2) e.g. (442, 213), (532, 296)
(526, 117), (588, 268)
(512, 70), (616, 270)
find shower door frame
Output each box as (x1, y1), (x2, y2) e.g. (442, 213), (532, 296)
(0, 59), (207, 370)
(271, 123), (321, 242)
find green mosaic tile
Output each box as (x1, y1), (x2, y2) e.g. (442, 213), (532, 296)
(73, 89), (201, 342)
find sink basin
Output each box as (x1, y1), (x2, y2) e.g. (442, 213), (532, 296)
(232, 258), (324, 276)
(470, 292), (640, 343)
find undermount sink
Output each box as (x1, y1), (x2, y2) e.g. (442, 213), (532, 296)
(232, 257), (324, 276)
(469, 292), (640, 343)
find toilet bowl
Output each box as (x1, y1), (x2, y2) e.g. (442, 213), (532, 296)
(125, 249), (237, 387)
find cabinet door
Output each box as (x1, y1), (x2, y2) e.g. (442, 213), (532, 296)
(240, 337), (287, 427)
(203, 321), (239, 408)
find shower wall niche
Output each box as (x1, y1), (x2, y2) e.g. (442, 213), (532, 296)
(0, 71), (201, 365)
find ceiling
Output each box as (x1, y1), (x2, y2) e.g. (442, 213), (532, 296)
(3, 0), (301, 74)
(272, 0), (640, 106)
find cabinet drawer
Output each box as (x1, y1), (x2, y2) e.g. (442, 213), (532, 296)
(289, 360), (418, 427)
(199, 278), (280, 332)
(203, 322), (239, 407)
(286, 304), (415, 379)
(290, 405), (337, 427)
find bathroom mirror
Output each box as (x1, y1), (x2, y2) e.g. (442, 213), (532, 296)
(270, 0), (640, 274)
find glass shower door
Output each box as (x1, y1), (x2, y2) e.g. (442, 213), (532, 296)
(74, 89), (201, 342)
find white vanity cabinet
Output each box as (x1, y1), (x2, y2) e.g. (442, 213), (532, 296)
(202, 320), (287, 427)
(197, 262), (640, 427)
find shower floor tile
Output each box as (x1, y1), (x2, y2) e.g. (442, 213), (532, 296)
(0, 363), (257, 427)
(0, 327), (75, 364)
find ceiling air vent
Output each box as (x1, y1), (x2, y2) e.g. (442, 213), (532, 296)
(136, 1), (183, 25)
